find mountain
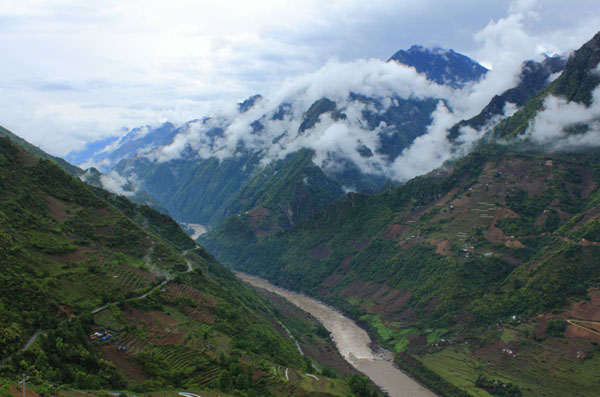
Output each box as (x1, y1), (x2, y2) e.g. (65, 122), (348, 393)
(448, 54), (566, 141)
(0, 125), (84, 177)
(388, 45), (488, 87)
(67, 46), (488, 232)
(66, 122), (178, 172)
(202, 32), (600, 396)
(0, 130), (363, 396)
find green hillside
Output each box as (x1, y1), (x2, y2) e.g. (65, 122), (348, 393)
(0, 134), (359, 396)
(202, 32), (600, 396)
(0, 125), (84, 177)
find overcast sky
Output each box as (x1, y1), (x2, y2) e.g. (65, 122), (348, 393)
(1, 0), (599, 156)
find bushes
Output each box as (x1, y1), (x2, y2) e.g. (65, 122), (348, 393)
(546, 318), (567, 337)
(475, 375), (522, 396)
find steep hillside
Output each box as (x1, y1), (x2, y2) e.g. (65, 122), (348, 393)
(203, 32), (600, 396)
(0, 125), (84, 177)
(0, 134), (358, 396)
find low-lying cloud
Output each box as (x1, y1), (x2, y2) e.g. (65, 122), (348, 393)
(524, 86), (600, 151)
(100, 170), (137, 197)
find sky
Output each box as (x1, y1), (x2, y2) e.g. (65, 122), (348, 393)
(1, 0), (599, 157)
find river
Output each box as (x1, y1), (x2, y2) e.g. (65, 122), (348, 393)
(236, 273), (436, 397)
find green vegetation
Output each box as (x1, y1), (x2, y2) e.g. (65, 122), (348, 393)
(546, 318), (567, 337)
(0, 134), (364, 396)
(204, 64), (600, 395)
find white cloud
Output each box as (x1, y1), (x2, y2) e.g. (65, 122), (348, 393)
(99, 170), (137, 196)
(524, 86), (600, 150)
(1, 1), (598, 157)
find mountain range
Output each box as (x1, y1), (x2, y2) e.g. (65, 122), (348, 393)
(64, 45), (562, 235)
(202, 32), (600, 396)
(2, 31), (600, 397)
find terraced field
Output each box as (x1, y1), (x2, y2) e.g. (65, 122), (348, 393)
(104, 261), (156, 293)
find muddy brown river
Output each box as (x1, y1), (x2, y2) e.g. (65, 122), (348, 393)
(236, 273), (436, 397)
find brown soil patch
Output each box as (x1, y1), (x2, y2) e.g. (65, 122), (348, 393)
(566, 289), (600, 321)
(453, 311), (475, 326)
(321, 272), (342, 288)
(55, 305), (74, 319)
(532, 316), (553, 340)
(184, 306), (215, 324)
(340, 255), (354, 270)
(505, 239), (525, 248)
(16, 149), (38, 166)
(149, 332), (186, 346)
(165, 283), (218, 307)
(380, 223), (408, 240)
(125, 264), (157, 283)
(247, 207), (279, 237)
(486, 221), (504, 242)
(8, 385), (40, 397)
(408, 334), (427, 348)
(432, 239), (452, 255)
(46, 195), (69, 221)
(580, 166), (597, 198)
(397, 307), (416, 321)
(101, 345), (147, 382)
(123, 305), (154, 324)
(148, 311), (178, 327)
(339, 280), (411, 321)
(55, 245), (94, 263)
(533, 211), (548, 228)
(564, 324), (600, 342)
(578, 204), (600, 227)
(398, 237), (422, 250)
(474, 339), (507, 361)
(309, 245), (332, 260)
(555, 207), (573, 222)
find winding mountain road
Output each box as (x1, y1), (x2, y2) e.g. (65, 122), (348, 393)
(566, 319), (600, 337)
(1, 248), (196, 366)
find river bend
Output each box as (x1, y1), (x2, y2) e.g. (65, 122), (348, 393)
(236, 273), (436, 397)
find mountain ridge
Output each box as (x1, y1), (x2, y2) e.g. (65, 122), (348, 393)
(0, 130), (363, 396)
(201, 31), (600, 396)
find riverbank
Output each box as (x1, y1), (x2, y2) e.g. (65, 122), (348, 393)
(236, 272), (436, 397)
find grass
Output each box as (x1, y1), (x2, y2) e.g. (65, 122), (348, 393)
(420, 347), (492, 397)
(298, 372), (349, 396)
(419, 335), (600, 397)
(500, 329), (517, 343)
(395, 338), (410, 352)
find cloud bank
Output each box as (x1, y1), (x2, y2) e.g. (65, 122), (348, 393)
(524, 86), (600, 151)
(132, 0), (573, 183)
(1, 0), (599, 157)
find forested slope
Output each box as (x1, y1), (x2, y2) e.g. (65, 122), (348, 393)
(0, 134), (358, 396)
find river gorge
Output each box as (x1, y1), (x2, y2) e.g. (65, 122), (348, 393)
(236, 273), (436, 397)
